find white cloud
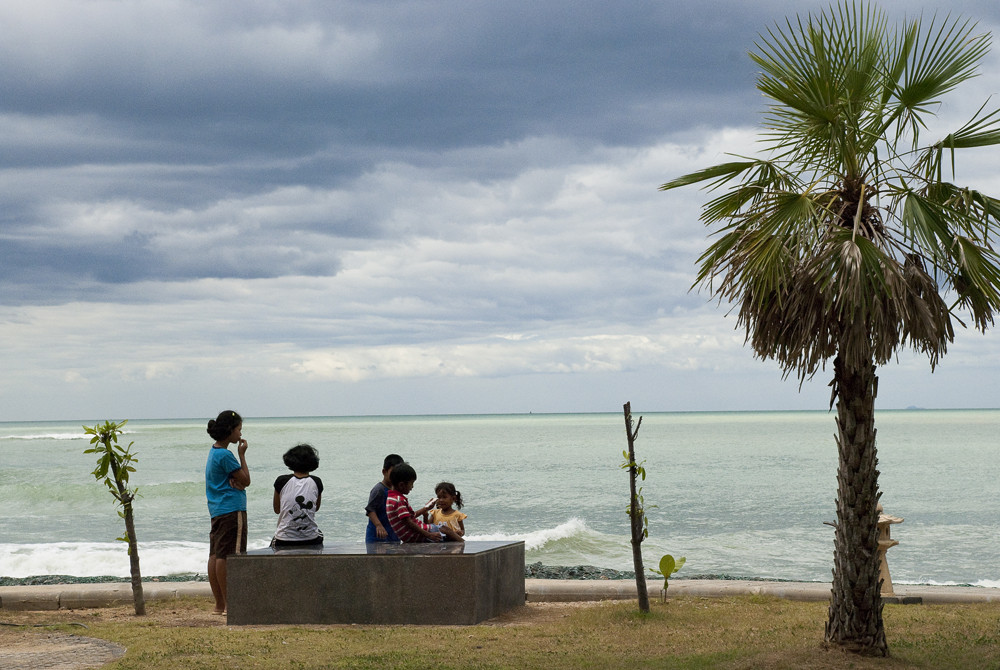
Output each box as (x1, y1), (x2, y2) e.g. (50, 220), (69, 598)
(285, 316), (749, 383)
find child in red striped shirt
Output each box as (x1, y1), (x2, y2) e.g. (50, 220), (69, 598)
(386, 463), (463, 543)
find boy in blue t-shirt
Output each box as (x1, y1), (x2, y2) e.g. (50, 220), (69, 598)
(364, 454), (403, 543)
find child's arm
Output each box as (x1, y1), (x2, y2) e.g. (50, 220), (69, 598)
(456, 518), (465, 536)
(367, 510), (388, 539)
(273, 490), (281, 514)
(402, 516), (442, 542)
(315, 493), (322, 511)
(229, 439), (251, 489)
(415, 498), (438, 518)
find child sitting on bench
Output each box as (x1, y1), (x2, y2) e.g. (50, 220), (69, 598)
(385, 462), (463, 542)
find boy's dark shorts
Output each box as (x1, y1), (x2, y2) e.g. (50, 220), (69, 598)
(209, 510), (247, 559)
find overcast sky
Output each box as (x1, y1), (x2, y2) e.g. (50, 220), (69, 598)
(3, 0), (1000, 421)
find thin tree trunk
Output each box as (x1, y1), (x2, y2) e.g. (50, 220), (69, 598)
(110, 457), (146, 616)
(825, 354), (886, 655)
(623, 402), (650, 612)
(123, 502), (146, 616)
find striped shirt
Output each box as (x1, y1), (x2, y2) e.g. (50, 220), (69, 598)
(385, 490), (431, 542)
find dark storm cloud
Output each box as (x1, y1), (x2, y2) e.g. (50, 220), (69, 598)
(0, 0), (786, 305)
(4, 0), (997, 168)
(0, 2), (763, 160)
(3, 0), (1000, 419)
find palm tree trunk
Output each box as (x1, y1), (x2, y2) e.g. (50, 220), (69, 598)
(825, 353), (887, 656)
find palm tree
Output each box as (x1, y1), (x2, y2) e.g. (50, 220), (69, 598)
(661, 2), (1000, 656)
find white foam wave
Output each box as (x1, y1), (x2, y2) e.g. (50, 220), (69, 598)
(896, 578), (1000, 589)
(467, 518), (591, 552)
(0, 433), (86, 441)
(0, 540), (271, 578)
(971, 580), (1000, 589)
(2, 526), (603, 579)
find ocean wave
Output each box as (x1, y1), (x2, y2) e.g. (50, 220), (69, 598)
(467, 518), (594, 552)
(0, 428), (137, 441)
(896, 578), (1000, 589)
(2, 524), (618, 579)
(0, 433), (87, 441)
(971, 579), (1000, 589)
(0, 540), (270, 579)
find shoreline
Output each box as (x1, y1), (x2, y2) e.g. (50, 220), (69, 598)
(1, 563), (992, 588)
(0, 565), (747, 586)
(4, 578), (1000, 613)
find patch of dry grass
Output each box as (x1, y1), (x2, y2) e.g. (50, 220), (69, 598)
(2, 595), (1000, 669)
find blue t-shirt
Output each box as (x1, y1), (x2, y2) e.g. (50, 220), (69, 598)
(205, 445), (246, 518)
(364, 481), (400, 543)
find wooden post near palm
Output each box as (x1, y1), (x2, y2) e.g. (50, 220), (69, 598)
(622, 402), (649, 613)
(875, 504), (903, 596)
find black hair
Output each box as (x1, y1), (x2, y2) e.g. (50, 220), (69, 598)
(207, 410), (242, 441)
(383, 453), (404, 471)
(283, 444), (319, 473)
(389, 462), (417, 487)
(435, 481), (464, 510)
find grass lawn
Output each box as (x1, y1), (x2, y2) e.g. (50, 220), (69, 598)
(2, 595), (1000, 669)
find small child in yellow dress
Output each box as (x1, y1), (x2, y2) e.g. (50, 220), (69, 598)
(427, 481), (466, 538)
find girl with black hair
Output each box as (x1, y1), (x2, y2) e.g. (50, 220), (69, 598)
(205, 410), (250, 614)
(272, 444), (324, 547)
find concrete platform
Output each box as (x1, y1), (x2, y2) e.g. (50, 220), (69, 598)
(3, 578), (1000, 612)
(226, 540), (525, 625)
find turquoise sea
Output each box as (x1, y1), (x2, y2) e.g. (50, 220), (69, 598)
(1, 410), (997, 586)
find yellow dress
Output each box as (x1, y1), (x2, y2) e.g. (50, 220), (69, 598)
(429, 508), (467, 533)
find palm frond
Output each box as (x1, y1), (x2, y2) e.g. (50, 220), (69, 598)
(897, 255), (954, 367)
(659, 161), (757, 191)
(752, 2), (893, 176)
(892, 14), (991, 142)
(949, 237), (1000, 329)
(940, 103), (1000, 149)
(910, 104), (1000, 185)
(923, 183), (1000, 242)
(901, 190), (955, 255)
(880, 19), (919, 113)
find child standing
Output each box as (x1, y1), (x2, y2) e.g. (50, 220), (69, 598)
(272, 444), (324, 547)
(386, 463), (462, 543)
(205, 410), (250, 615)
(428, 481), (467, 537)
(365, 454), (404, 543)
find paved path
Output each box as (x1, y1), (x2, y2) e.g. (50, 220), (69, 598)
(526, 579), (1000, 604)
(0, 630), (125, 670)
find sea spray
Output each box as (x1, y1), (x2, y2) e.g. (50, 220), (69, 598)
(1, 520), (621, 579)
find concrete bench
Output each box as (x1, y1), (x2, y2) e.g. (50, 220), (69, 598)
(226, 540), (525, 625)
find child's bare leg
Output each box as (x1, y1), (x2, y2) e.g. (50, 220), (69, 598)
(207, 555), (227, 613)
